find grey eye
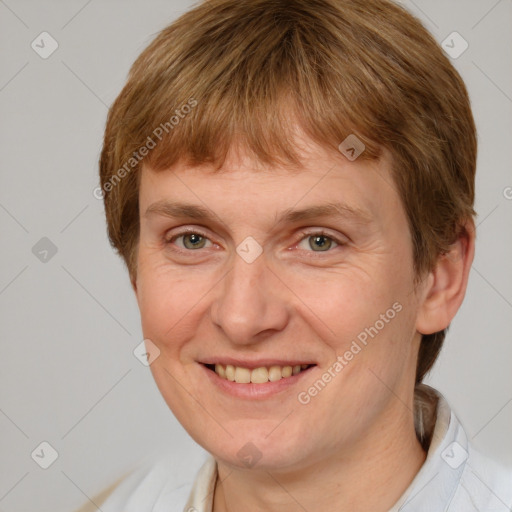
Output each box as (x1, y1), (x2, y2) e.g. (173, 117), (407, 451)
(298, 234), (338, 252)
(179, 233), (209, 250)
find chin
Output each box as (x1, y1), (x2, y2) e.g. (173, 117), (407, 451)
(200, 427), (313, 472)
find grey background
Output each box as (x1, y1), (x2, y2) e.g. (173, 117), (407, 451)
(0, 1), (511, 511)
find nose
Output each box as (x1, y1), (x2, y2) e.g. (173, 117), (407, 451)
(210, 248), (290, 346)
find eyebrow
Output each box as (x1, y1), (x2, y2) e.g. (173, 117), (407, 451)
(144, 200), (373, 226)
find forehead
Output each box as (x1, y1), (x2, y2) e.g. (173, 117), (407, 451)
(139, 142), (402, 230)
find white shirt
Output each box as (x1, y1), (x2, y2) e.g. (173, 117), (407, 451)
(99, 387), (512, 511)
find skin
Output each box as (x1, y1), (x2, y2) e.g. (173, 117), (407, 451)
(133, 137), (474, 512)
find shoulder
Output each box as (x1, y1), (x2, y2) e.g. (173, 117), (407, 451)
(72, 475), (128, 512)
(410, 388), (512, 512)
(451, 441), (512, 510)
(75, 450), (206, 512)
(102, 455), (194, 512)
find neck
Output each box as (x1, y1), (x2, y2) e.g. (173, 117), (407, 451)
(213, 403), (427, 512)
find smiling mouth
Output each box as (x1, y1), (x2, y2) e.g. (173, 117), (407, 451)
(204, 363), (315, 384)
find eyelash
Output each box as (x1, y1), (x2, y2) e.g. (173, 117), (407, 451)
(164, 228), (346, 255)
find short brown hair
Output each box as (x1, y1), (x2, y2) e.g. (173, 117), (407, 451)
(99, 0), (477, 383)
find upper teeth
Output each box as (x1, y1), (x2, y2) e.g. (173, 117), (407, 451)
(214, 364), (309, 384)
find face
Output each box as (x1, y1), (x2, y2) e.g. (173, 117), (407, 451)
(134, 139), (427, 472)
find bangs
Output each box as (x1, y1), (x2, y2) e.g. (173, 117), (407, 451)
(145, 89), (382, 174)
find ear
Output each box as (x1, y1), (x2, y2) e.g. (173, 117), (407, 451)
(130, 250), (139, 294)
(416, 219), (475, 335)
(130, 270), (138, 295)
(131, 277), (137, 294)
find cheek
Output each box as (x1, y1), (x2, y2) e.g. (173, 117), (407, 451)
(136, 263), (212, 353)
(286, 265), (416, 385)
(281, 265), (394, 344)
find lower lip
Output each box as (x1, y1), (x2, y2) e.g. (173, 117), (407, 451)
(200, 364), (315, 400)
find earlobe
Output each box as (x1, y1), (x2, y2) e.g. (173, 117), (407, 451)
(416, 220), (475, 335)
